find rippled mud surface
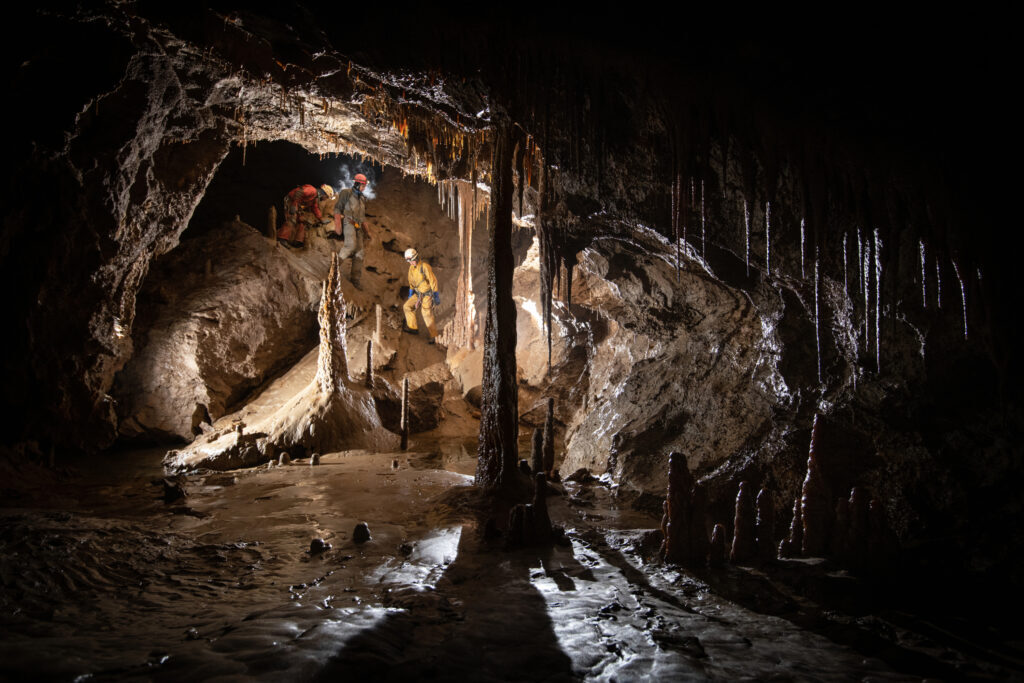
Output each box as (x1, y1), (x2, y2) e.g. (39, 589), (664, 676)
(2, 447), (1020, 681)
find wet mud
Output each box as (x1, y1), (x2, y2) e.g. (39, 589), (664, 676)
(2, 447), (1020, 681)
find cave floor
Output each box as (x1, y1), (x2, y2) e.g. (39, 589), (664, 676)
(2, 444), (1021, 682)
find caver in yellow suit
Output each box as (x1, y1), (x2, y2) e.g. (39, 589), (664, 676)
(402, 248), (439, 342)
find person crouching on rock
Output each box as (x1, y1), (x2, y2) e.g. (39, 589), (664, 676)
(278, 184), (331, 248)
(402, 248), (439, 344)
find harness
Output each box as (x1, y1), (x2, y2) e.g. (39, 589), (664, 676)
(409, 263), (440, 305)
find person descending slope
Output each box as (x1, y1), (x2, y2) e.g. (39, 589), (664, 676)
(330, 173), (371, 287)
(402, 247), (440, 344)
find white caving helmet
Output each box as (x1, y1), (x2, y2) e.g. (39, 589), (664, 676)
(404, 248), (418, 261)
(320, 184), (336, 200)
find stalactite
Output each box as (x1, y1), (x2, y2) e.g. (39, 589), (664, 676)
(801, 415), (830, 556)
(755, 488), (775, 561)
(874, 227), (883, 372)
(953, 258), (968, 340)
(842, 232), (849, 298)
(919, 240), (927, 309)
(730, 481), (757, 564)
(700, 179), (706, 262)
(814, 250), (822, 385)
(764, 201), (771, 276)
(801, 218), (807, 279)
(475, 122), (520, 494)
(743, 198), (751, 276)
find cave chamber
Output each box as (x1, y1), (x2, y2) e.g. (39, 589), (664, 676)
(2, 3), (1022, 681)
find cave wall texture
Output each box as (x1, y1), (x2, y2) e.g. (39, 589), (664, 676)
(4, 4), (1021, 586)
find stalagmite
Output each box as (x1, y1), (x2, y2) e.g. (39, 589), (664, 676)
(709, 524), (727, 568)
(268, 205), (277, 240)
(755, 488), (775, 561)
(375, 304), (382, 344)
(664, 452), (693, 565)
(801, 415), (831, 556)
(848, 487), (869, 572)
(400, 376), (409, 451)
(778, 498), (803, 558)
(730, 481), (757, 563)
(764, 201), (771, 275)
(542, 397), (555, 476)
(530, 427), (544, 480)
(532, 473), (552, 544)
(365, 340), (373, 388)
(475, 123), (520, 495)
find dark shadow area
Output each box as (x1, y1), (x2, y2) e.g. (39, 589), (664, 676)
(313, 527), (579, 682)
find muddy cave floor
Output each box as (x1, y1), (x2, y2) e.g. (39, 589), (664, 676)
(2, 437), (1023, 682)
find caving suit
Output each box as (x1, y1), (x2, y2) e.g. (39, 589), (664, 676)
(404, 260), (439, 338)
(333, 187), (367, 285)
(278, 184), (323, 245)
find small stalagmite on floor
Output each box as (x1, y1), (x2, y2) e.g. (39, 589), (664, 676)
(662, 452), (709, 567)
(730, 481), (757, 564)
(801, 414), (831, 556)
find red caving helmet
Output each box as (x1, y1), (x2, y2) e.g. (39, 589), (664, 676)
(354, 173), (368, 187)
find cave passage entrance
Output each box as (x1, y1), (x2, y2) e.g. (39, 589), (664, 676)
(116, 140), (480, 450)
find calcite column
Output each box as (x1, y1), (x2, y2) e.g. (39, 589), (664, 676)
(314, 254), (348, 395)
(475, 123), (519, 494)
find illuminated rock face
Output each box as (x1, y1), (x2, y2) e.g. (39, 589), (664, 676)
(115, 220), (323, 442)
